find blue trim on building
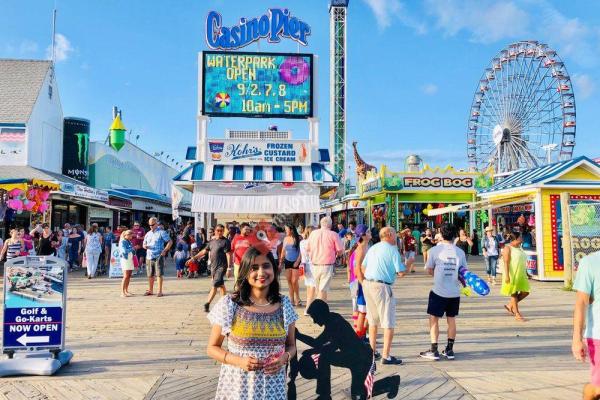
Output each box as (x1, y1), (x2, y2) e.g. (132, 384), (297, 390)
(318, 149), (330, 163)
(185, 146), (197, 160)
(111, 188), (170, 203)
(545, 180), (600, 186)
(191, 163), (204, 180)
(311, 163), (323, 181)
(212, 165), (224, 180)
(233, 165), (244, 180)
(173, 164), (193, 181)
(273, 166), (283, 181)
(292, 166), (302, 181)
(0, 123), (26, 128)
(253, 166), (263, 181)
(106, 189), (132, 199)
(0, 178), (29, 184)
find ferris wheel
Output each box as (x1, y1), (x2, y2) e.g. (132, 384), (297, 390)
(467, 40), (576, 174)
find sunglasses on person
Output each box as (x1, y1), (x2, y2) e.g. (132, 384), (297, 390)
(149, 223), (156, 227)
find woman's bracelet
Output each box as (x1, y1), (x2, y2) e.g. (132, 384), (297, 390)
(284, 351), (291, 363)
(223, 351), (229, 364)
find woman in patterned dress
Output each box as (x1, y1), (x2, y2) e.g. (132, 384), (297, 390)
(207, 246), (298, 400)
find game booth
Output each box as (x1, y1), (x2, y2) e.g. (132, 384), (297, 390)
(0, 179), (59, 237)
(320, 194), (367, 226)
(358, 164), (494, 234)
(430, 156), (600, 281)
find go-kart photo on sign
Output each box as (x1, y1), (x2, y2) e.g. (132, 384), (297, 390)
(3, 257), (66, 351)
(202, 51), (313, 118)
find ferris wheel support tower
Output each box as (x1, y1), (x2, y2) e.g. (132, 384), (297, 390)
(329, 0), (349, 185)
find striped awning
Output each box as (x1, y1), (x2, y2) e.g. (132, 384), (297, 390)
(0, 179), (60, 191)
(479, 156), (600, 194)
(174, 162), (338, 184)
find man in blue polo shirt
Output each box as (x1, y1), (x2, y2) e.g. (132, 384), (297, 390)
(362, 226), (406, 365)
(143, 217), (172, 297)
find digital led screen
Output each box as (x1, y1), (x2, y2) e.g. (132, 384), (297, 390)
(202, 51), (313, 118)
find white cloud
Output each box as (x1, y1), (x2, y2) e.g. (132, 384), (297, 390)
(425, 0), (529, 43)
(46, 33), (73, 62)
(422, 0), (600, 68)
(18, 40), (38, 54)
(421, 83), (438, 95)
(1, 40), (38, 57)
(363, 0), (426, 33)
(363, 0), (400, 29)
(572, 73), (595, 100)
(536, 2), (599, 67)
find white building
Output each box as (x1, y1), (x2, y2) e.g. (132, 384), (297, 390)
(0, 60), (63, 172)
(173, 128), (337, 227)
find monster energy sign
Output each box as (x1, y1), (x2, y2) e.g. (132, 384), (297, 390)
(62, 118), (90, 184)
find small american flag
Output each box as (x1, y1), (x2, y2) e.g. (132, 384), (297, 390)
(311, 353), (320, 368)
(311, 354), (377, 399)
(364, 356), (376, 398)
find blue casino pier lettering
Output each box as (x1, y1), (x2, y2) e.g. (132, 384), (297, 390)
(206, 9), (311, 50)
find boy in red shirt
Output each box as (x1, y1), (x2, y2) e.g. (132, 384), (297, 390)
(230, 222), (251, 281)
(402, 229), (417, 274)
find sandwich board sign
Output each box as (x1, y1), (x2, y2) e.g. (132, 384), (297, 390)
(3, 256), (67, 357)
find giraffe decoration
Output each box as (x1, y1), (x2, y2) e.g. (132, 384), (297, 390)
(352, 141), (377, 180)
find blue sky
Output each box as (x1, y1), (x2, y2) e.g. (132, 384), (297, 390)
(2, 0), (600, 173)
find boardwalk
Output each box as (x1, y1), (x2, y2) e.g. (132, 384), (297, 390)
(0, 257), (588, 399)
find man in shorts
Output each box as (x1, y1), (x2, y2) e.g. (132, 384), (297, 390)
(573, 250), (600, 400)
(230, 222), (252, 281)
(420, 223), (464, 361)
(362, 227), (406, 365)
(195, 224), (231, 312)
(142, 217), (172, 297)
(132, 221), (146, 274)
(306, 216), (343, 302)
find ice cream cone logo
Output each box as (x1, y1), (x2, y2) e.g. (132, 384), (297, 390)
(299, 143), (307, 162)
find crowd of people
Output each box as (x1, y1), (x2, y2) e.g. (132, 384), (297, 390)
(202, 216), (539, 400)
(0, 216), (546, 399)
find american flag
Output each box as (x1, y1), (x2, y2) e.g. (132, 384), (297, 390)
(311, 354), (377, 399)
(364, 356), (376, 398)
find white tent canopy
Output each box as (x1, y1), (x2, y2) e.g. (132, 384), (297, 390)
(191, 182), (321, 214)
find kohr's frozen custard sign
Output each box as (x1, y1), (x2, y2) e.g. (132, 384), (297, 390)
(206, 9), (311, 50)
(208, 140), (309, 165)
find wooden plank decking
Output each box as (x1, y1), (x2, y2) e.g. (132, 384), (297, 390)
(0, 257), (588, 399)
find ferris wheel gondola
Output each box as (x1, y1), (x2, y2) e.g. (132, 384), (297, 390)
(467, 41), (576, 174)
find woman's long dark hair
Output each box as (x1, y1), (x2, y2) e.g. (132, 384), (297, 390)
(508, 229), (522, 243)
(285, 224), (300, 250)
(231, 246), (282, 306)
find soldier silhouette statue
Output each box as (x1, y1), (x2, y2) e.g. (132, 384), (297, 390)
(288, 300), (400, 400)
